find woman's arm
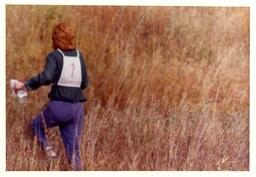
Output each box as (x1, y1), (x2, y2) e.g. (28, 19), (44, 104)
(25, 54), (57, 90)
(80, 54), (89, 90)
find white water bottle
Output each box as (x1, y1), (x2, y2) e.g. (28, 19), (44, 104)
(10, 79), (28, 103)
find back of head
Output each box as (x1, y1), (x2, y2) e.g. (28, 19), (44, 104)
(52, 22), (76, 51)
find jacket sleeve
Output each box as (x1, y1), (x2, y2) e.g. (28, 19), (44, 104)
(80, 53), (89, 90)
(25, 54), (57, 90)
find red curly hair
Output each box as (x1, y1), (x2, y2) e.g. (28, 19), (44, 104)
(52, 23), (75, 50)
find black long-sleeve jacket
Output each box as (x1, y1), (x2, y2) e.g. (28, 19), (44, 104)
(25, 49), (89, 102)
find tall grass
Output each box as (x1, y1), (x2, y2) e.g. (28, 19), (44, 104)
(6, 6), (249, 170)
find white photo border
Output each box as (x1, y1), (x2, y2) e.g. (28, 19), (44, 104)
(0, 0), (254, 177)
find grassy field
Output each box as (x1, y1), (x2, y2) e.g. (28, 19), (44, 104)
(6, 6), (249, 170)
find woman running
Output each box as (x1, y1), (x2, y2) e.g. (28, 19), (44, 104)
(14, 22), (89, 170)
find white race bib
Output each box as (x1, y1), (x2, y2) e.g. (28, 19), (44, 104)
(57, 49), (82, 88)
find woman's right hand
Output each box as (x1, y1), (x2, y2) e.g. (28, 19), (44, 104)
(14, 81), (25, 91)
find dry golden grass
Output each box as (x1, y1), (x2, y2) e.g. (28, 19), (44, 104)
(6, 6), (249, 170)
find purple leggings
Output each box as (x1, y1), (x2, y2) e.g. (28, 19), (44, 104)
(32, 100), (84, 169)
